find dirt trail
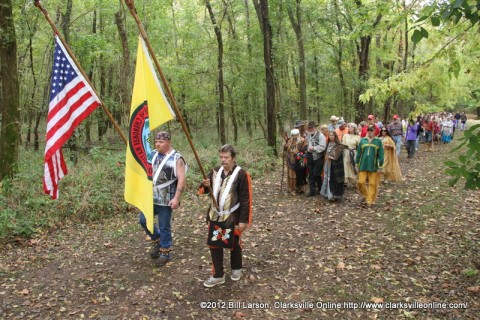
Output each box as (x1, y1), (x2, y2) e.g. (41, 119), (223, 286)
(1, 133), (479, 319)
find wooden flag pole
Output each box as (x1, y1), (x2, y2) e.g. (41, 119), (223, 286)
(34, 0), (127, 145)
(124, 0), (218, 209)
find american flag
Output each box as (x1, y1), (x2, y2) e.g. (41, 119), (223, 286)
(43, 35), (101, 199)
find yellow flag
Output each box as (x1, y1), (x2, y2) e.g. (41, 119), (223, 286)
(125, 37), (175, 233)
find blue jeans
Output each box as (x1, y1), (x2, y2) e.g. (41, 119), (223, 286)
(139, 205), (172, 249)
(392, 135), (402, 157)
(425, 131), (432, 142)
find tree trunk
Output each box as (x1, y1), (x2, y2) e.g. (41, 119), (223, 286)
(225, 85), (239, 144)
(206, 0), (226, 145)
(60, 0), (78, 164)
(402, 0), (409, 71)
(354, 35), (371, 122)
(313, 55), (320, 121)
(287, 0), (307, 120)
(333, 0), (348, 115)
(244, 0), (253, 137)
(85, 9), (97, 144)
(115, 4), (131, 124)
(254, 0), (277, 155)
(353, 0), (382, 123)
(97, 8), (108, 141)
(26, 35), (37, 147)
(0, 0), (20, 179)
(61, 0), (73, 44)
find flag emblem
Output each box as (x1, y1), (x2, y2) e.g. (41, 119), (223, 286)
(128, 101), (153, 179)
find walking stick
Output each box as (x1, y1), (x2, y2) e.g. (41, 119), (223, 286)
(280, 149), (286, 191)
(280, 132), (288, 191)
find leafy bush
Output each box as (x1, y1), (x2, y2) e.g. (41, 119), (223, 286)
(445, 124), (480, 190)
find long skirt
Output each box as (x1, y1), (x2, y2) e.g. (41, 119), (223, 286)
(343, 148), (357, 186)
(287, 167), (296, 191)
(320, 157), (345, 200)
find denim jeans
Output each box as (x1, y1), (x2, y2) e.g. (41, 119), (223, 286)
(392, 135), (402, 157)
(139, 205), (173, 249)
(425, 131), (432, 142)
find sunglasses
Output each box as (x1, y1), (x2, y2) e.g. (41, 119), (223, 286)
(381, 130), (387, 132)
(367, 128), (374, 132)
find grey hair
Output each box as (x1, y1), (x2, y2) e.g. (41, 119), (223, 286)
(219, 144), (237, 158)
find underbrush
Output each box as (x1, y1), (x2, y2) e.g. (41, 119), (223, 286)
(0, 145), (128, 240)
(0, 130), (278, 240)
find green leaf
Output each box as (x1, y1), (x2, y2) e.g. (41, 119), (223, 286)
(453, 10), (463, 23)
(444, 160), (458, 168)
(447, 176), (460, 187)
(420, 27), (429, 39)
(431, 16), (441, 26)
(411, 29), (423, 43)
(469, 12), (479, 25)
(416, 15), (430, 23)
(465, 177), (480, 190)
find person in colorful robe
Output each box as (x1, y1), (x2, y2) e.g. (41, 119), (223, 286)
(283, 128), (307, 194)
(378, 127), (402, 183)
(320, 131), (346, 201)
(199, 144), (253, 288)
(342, 123), (360, 186)
(138, 131), (187, 267)
(441, 116), (454, 143)
(355, 125), (384, 207)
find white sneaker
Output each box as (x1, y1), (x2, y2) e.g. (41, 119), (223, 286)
(203, 275), (225, 288)
(230, 269), (242, 281)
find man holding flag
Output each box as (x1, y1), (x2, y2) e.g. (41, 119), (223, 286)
(125, 36), (181, 266)
(138, 131), (186, 266)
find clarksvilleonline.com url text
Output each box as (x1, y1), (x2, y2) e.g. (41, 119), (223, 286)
(199, 301), (469, 310)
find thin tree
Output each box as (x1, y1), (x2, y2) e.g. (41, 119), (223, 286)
(353, 0), (382, 123)
(254, 0), (277, 155)
(205, 0), (226, 145)
(115, 2), (131, 124)
(287, 0), (307, 120)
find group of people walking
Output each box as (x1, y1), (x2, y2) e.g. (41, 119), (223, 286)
(283, 113), (440, 206)
(284, 111), (466, 205)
